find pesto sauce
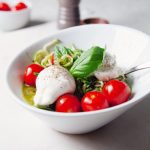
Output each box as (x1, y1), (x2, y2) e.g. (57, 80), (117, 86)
(22, 84), (36, 106)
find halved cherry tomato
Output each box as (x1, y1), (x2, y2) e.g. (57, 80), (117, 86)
(14, 2), (27, 11)
(102, 79), (131, 106)
(0, 2), (11, 11)
(56, 94), (81, 113)
(24, 64), (44, 87)
(81, 91), (109, 112)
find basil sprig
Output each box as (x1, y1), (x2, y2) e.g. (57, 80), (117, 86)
(70, 46), (105, 78)
(54, 45), (83, 68)
(54, 45), (68, 59)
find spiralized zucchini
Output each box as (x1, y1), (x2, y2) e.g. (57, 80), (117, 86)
(72, 49), (83, 60)
(33, 39), (60, 66)
(59, 54), (74, 68)
(33, 39), (83, 70)
(33, 50), (49, 64)
(54, 45), (83, 69)
(43, 39), (60, 52)
(41, 53), (53, 68)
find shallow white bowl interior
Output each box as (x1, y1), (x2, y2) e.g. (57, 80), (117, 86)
(0, 0), (31, 31)
(6, 24), (150, 134)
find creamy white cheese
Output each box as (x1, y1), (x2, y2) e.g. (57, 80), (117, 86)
(34, 65), (76, 106)
(94, 52), (123, 81)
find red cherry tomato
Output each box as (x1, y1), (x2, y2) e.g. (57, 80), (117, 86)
(14, 2), (27, 11)
(0, 2), (11, 11)
(56, 94), (81, 113)
(81, 91), (109, 112)
(24, 64), (44, 86)
(51, 52), (55, 65)
(102, 79), (131, 106)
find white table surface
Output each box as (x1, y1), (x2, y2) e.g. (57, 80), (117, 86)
(1, 0), (150, 150)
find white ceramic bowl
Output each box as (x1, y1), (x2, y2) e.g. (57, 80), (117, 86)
(6, 24), (150, 134)
(0, 0), (31, 31)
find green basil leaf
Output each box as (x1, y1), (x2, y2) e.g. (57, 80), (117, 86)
(65, 47), (74, 55)
(54, 46), (61, 59)
(70, 46), (105, 78)
(54, 45), (68, 58)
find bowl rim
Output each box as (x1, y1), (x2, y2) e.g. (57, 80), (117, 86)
(6, 24), (150, 117)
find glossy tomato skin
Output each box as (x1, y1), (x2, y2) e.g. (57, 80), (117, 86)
(24, 64), (44, 87)
(51, 52), (55, 65)
(81, 91), (109, 112)
(56, 94), (81, 113)
(102, 79), (131, 106)
(14, 2), (27, 11)
(0, 2), (11, 11)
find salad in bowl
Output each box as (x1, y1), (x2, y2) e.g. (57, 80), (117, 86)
(7, 25), (150, 134)
(22, 39), (131, 113)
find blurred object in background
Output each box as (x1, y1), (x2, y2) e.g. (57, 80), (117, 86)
(0, 0), (109, 31)
(0, 0), (31, 31)
(57, 0), (109, 29)
(57, 0), (80, 29)
(81, 17), (109, 25)
(80, 6), (109, 25)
